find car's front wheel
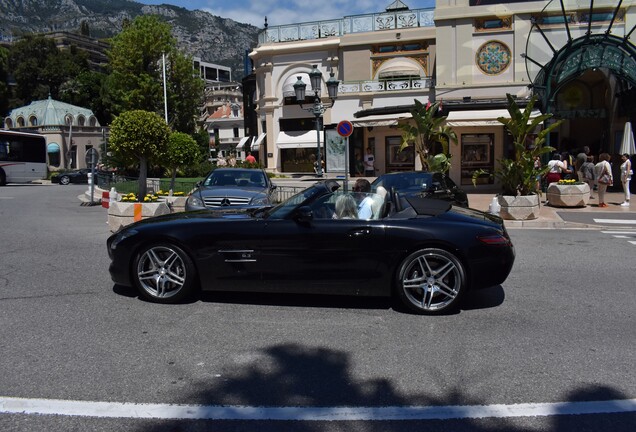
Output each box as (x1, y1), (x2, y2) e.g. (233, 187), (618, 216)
(133, 243), (196, 303)
(59, 175), (70, 185)
(396, 248), (465, 315)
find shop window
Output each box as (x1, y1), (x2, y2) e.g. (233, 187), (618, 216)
(460, 134), (494, 185)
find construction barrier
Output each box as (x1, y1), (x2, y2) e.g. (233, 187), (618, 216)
(101, 191), (110, 209)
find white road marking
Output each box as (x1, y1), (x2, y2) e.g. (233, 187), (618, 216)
(629, 241), (636, 246)
(0, 197), (14, 199)
(601, 231), (636, 235)
(1, 397), (635, 421)
(594, 219), (636, 224)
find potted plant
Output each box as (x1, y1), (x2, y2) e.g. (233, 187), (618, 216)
(546, 179), (591, 207)
(398, 100), (457, 172)
(472, 94), (562, 220)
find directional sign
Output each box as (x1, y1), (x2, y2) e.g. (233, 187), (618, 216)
(337, 120), (354, 137)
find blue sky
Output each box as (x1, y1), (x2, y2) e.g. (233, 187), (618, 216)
(136, 0), (435, 27)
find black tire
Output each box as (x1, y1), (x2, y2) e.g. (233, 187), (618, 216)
(59, 175), (70, 185)
(395, 248), (465, 315)
(133, 243), (196, 303)
(0, 169), (6, 186)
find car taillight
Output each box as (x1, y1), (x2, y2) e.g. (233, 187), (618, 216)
(477, 234), (510, 245)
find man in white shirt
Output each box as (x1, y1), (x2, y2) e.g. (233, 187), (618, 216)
(363, 147), (375, 177)
(353, 178), (374, 219)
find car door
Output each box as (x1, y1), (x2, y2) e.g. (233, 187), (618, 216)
(257, 194), (386, 295)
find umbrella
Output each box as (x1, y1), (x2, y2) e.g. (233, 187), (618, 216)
(620, 121), (636, 156)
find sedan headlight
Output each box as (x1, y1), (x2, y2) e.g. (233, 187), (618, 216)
(250, 195), (270, 206)
(110, 229), (138, 250)
(186, 194), (205, 208)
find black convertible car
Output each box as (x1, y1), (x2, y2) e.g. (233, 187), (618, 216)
(107, 180), (515, 314)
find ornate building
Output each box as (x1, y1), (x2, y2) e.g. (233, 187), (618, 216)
(4, 97), (105, 171)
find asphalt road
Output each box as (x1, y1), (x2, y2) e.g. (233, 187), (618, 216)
(1, 184), (635, 431)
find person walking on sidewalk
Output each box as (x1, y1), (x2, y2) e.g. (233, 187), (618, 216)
(581, 155), (596, 199)
(594, 153), (613, 208)
(620, 153), (632, 207)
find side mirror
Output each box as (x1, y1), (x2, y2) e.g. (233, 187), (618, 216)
(271, 184), (277, 190)
(294, 206), (313, 224)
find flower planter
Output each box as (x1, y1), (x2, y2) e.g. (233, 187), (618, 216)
(108, 201), (170, 232)
(161, 196), (187, 213)
(546, 183), (590, 207)
(498, 194), (540, 220)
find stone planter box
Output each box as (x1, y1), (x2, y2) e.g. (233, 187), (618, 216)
(546, 183), (590, 207)
(498, 194), (540, 220)
(161, 196), (187, 213)
(108, 201), (171, 232)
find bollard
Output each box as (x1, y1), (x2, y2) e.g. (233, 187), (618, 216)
(488, 196), (501, 215)
(109, 187), (118, 203)
(101, 191), (110, 209)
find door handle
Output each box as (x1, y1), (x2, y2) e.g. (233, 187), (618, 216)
(349, 228), (371, 237)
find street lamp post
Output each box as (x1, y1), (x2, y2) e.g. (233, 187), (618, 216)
(293, 65), (339, 177)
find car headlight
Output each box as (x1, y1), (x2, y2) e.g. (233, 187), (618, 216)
(250, 196), (270, 205)
(110, 229), (138, 250)
(186, 194), (204, 208)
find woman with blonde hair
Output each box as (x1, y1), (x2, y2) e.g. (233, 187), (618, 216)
(335, 194), (358, 219)
(594, 153), (613, 208)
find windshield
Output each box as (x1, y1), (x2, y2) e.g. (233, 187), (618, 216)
(265, 185), (325, 219)
(373, 173), (434, 193)
(203, 170), (266, 188)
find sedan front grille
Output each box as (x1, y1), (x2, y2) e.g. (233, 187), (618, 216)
(203, 196), (251, 207)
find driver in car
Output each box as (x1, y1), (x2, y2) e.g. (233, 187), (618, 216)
(353, 179), (374, 219)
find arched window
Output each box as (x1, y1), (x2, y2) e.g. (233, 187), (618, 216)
(17, 116), (25, 127)
(5, 118), (13, 128)
(47, 142), (61, 167)
(89, 116), (97, 127)
(78, 115), (86, 126)
(29, 115), (38, 126)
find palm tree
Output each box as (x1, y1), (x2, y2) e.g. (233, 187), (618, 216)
(398, 100), (457, 172)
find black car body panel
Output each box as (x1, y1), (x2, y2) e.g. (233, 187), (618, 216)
(371, 171), (469, 207)
(108, 180), (515, 305)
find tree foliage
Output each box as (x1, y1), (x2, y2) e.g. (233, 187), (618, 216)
(160, 131), (200, 192)
(105, 15), (203, 133)
(109, 110), (171, 198)
(472, 94), (562, 196)
(7, 35), (89, 107)
(398, 100), (457, 172)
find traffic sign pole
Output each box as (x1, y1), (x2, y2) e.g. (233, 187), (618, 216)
(337, 121), (354, 192)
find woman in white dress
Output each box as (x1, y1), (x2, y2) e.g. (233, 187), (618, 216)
(620, 153), (632, 207)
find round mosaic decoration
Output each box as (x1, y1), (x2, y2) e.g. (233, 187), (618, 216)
(476, 40), (511, 75)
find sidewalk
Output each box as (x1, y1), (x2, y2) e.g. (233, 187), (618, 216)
(467, 190), (634, 229)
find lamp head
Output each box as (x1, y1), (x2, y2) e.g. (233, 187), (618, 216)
(293, 76), (306, 101)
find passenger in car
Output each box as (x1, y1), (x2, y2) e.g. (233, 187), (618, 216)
(335, 194), (358, 219)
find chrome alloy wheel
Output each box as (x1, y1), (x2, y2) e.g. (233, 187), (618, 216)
(136, 245), (189, 301)
(398, 248), (464, 314)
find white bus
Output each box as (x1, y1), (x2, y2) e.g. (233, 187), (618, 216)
(0, 130), (48, 186)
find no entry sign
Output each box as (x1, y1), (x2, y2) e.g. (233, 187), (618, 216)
(337, 120), (354, 137)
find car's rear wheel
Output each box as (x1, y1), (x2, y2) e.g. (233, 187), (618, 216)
(396, 248), (465, 315)
(0, 168), (6, 186)
(133, 243), (196, 303)
(59, 175), (70, 185)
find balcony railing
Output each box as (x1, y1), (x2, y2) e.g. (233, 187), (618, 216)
(258, 8), (435, 44)
(338, 78), (434, 94)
